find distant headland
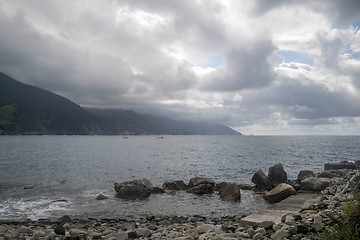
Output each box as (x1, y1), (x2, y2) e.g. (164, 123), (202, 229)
(0, 72), (240, 136)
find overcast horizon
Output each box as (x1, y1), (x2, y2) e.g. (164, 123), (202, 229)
(1, 0), (360, 135)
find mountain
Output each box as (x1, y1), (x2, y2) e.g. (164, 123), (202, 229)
(87, 108), (240, 135)
(0, 72), (99, 134)
(0, 72), (241, 135)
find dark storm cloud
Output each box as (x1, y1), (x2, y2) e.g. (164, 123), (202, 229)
(0, 7), (136, 100)
(0, 1), (199, 104)
(200, 38), (276, 91)
(243, 76), (360, 120)
(0, 10), (78, 91)
(329, 0), (360, 26)
(253, 0), (360, 26)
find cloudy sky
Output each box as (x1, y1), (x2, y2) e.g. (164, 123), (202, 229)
(1, 0), (360, 135)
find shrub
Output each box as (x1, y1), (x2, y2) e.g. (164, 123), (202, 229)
(322, 193), (360, 240)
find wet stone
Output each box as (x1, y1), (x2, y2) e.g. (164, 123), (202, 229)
(54, 224), (66, 235)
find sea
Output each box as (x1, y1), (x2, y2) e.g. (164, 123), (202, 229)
(0, 135), (359, 221)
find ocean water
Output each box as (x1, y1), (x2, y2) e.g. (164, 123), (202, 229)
(0, 135), (359, 220)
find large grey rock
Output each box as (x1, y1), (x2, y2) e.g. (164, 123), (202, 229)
(188, 176), (215, 188)
(114, 179), (153, 200)
(219, 183), (241, 201)
(141, 178), (154, 190)
(151, 187), (166, 194)
(354, 160), (360, 168)
(58, 215), (72, 223)
(186, 184), (214, 195)
(318, 171), (336, 178)
(264, 183), (297, 203)
(268, 163), (287, 186)
(162, 180), (188, 190)
(297, 170), (315, 182)
(324, 162), (356, 170)
(214, 181), (230, 191)
(114, 178), (153, 192)
(252, 169), (272, 190)
(54, 225), (65, 235)
(300, 177), (330, 191)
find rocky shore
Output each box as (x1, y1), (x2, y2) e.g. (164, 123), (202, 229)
(0, 161), (359, 240)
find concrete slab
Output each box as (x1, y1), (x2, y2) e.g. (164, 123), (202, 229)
(240, 192), (319, 226)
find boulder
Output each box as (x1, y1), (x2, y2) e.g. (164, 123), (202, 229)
(141, 178), (154, 190)
(300, 177), (330, 191)
(264, 183), (297, 203)
(96, 194), (108, 200)
(354, 160), (360, 169)
(318, 171), (336, 178)
(214, 182), (229, 192)
(54, 224), (65, 235)
(114, 179), (153, 200)
(152, 187), (166, 194)
(58, 215), (72, 223)
(186, 184), (214, 195)
(252, 169), (272, 190)
(162, 180), (188, 190)
(268, 163), (287, 186)
(188, 177), (215, 188)
(219, 183), (241, 201)
(297, 170), (315, 182)
(324, 162), (356, 170)
(114, 178), (153, 192)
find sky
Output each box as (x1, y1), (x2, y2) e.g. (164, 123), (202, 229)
(0, 0), (360, 135)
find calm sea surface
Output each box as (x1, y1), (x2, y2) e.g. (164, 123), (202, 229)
(0, 135), (359, 220)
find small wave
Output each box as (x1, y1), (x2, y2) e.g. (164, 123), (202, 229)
(0, 197), (71, 221)
(80, 189), (112, 198)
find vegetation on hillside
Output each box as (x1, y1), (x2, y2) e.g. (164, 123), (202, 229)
(322, 185), (360, 240)
(0, 104), (16, 130)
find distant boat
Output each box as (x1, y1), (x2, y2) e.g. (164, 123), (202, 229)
(157, 136), (164, 139)
(122, 136), (128, 139)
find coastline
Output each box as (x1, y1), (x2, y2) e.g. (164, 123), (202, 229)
(0, 164), (359, 239)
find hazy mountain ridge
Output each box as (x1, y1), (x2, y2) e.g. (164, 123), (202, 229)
(0, 72), (240, 135)
(87, 108), (240, 135)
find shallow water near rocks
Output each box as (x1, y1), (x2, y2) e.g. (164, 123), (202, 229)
(0, 135), (359, 220)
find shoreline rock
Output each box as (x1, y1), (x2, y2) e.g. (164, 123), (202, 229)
(1, 163), (359, 239)
(251, 169), (272, 190)
(114, 179), (153, 200)
(268, 163), (288, 186)
(264, 183), (297, 203)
